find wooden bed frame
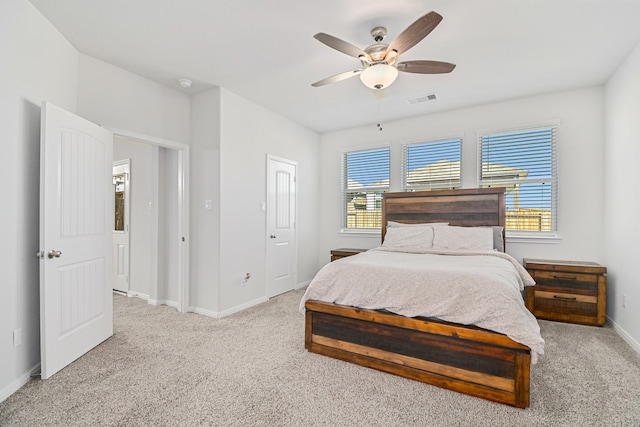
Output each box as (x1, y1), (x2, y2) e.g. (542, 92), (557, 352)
(304, 188), (532, 408)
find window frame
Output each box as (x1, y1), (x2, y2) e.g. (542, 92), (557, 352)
(478, 124), (559, 237)
(401, 136), (463, 192)
(340, 146), (390, 234)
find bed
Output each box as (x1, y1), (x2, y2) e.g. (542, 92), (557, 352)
(301, 188), (543, 408)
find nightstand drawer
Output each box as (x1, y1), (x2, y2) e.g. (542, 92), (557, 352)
(533, 279), (598, 299)
(535, 270), (598, 291)
(532, 290), (598, 318)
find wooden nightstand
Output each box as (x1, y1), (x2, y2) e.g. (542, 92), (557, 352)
(524, 259), (607, 326)
(330, 248), (367, 262)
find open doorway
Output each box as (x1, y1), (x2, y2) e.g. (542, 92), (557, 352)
(111, 130), (190, 313)
(112, 159), (131, 294)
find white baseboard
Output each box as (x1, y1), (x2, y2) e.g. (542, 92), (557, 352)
(0, 364), (40, 403)
(188, 296), (269, 319)
(148, 298), (179, 310)
(608, 317), (640, 354)
(189, 306), (219, 318)
(127, 292), (149, 300)
(217, 296), (269, 318)
(295, 280), (311, 290)
(189, 287), (306, 319)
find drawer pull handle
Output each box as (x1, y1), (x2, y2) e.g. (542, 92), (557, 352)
(553, 275), (577, 280)
(553, 295), (577, 301)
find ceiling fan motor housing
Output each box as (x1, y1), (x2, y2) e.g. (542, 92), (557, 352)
(361, 43), (391, 66)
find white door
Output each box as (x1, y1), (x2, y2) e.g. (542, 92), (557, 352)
(39, 101), (113, 379)
(266, 156), (297, 298)
(112, 160), (130, 293)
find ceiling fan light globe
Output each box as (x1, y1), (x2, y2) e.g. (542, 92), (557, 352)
(360, 64), (398, 90)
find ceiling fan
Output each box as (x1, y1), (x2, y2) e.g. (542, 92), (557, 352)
(311, 11), (456, 90)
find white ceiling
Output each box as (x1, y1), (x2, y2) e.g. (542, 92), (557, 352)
(28, 0), (640, 133)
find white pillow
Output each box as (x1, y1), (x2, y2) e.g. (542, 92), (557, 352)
(382, 226), (434, 250)
(387, 221), (449, 227)
(432, 226), (494, 251)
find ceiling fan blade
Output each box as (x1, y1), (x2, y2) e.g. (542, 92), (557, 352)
(386, 11), (443, 57)
(311, 69), (362, 87)
(314, 33), (369, 60)
(396, 60), (456, 74)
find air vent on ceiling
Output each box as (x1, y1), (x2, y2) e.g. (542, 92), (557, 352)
(406, 93), (438, 105)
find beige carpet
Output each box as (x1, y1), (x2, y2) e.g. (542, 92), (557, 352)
(1, 289), (639, 426)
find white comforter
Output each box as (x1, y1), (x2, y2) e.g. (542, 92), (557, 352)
(299, 247), (545, 362)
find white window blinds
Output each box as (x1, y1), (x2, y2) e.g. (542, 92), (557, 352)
(342, 147), (390, 230)
(479, 126), (558, 232)
(402, 137), (462, 191)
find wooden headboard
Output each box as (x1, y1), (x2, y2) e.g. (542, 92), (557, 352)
(381, 187), (506, 243)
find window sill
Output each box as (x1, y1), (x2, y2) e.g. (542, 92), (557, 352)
(506, 232), (561, 244)
(339, 228), (382, 238)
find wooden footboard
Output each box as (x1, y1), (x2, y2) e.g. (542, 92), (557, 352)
(305, 300), (531, 408)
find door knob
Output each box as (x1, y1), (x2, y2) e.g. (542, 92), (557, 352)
(48, 250), (62, 259)
(270, 234), (276, 239)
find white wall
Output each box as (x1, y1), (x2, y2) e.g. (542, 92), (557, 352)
(0, 1), (194, 400)
(77, 55), (190, 144)
(188, 87), (321, 315)
(113, 137), (155, 297)
(76, 54), (192, 309)
(156, 147), (181, 306)
(189, 88), (221, 313)
(76, 55), (322, 318)
(319, 88), (606, 267)
(113, 138), (183, 306)
(217, 88), (320, 312)
(604, 42), (640, 349)
(0, 0), (79, 401)
(75, 49), (323, 317)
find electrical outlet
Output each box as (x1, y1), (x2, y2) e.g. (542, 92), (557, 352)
(622, 294), (627, 309)
(13, 328), (22, 348)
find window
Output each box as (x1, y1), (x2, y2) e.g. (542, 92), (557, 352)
(342, 147), (390, 230)
(479, 126), (558, 233)
(402, 137), (462, 191)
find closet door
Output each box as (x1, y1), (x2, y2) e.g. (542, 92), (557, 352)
(266, 156), (297, 298)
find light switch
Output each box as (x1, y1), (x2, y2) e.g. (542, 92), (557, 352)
(261, 202), (266, 211)
(204, 200), (213, 210)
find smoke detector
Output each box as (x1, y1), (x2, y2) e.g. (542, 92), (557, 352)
(178, 78), (192, 89)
